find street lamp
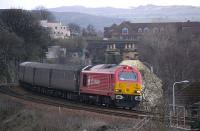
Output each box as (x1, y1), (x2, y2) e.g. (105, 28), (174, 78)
(173, 80), (189, 114)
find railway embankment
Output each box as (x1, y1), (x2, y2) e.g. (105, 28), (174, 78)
(0, 88), (142, 131)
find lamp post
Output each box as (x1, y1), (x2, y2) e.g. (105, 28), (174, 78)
(173, 80), (189, 114)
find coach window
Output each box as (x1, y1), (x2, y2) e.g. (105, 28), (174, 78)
(83, 74), (87, 86)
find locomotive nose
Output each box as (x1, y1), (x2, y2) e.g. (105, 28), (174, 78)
(115, 82), (142, 95)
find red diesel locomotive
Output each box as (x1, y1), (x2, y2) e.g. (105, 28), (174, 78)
(19, 62), (142, 107)
(81, 64), (142, 107)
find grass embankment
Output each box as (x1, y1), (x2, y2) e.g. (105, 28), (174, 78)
(0, 94), (139, 131)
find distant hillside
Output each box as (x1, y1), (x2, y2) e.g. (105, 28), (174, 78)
(52, 12), (124, 31)
(49, 5), (200, 23)
(49, 6), (129, 17)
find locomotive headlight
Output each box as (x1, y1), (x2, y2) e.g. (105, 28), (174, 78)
(136, 90), (141, 94)
(115, 89), (121, 92)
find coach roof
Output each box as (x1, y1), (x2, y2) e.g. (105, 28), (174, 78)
(20, 62), (83, 71)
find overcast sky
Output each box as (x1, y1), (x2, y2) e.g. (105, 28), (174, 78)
(1, 0), (200, 9)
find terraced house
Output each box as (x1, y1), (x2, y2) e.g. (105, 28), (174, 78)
(104, 21), (200, 40)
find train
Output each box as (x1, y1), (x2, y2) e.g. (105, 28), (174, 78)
(19, 62), (143, 108)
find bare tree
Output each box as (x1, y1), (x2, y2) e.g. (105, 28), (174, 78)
(138, 26), (200, 102)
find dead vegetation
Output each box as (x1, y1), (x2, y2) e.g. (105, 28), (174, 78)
(0, 94), (142, 131)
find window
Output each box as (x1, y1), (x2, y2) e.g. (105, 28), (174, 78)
(122, 27), (129, 35)
(153, 27), (159, 33)
(138, 28), (143, 33)
(83, 74), (87, 86)
(111, 74), (114, 80)
(118, 72), (137, 81)
(143, 27), (150, 33)
(53, 70), (65, 79)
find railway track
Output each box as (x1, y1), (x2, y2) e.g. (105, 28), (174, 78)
(2, 83), (195, 130)
(0, 83), (149, 119)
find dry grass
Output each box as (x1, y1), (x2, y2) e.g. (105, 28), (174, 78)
(0, 94), (168, 131)
(0, 94), (140, 131)
(0, 97), (23, 122)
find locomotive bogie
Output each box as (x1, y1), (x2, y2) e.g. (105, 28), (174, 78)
(114, 95), (141, 107)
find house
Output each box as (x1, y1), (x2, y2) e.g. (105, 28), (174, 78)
(40, 20), (70, 39)
(46, 46), (66, 59)
(86, 40), (138, 64)
(104, 21), (200, 40)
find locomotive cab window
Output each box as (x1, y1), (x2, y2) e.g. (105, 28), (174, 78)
(111, 74), (114, 80)
(83, 74), (87, 86)
(118, 72), (137, 81)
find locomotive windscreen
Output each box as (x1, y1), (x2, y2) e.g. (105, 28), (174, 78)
(118, 72), (137, 81)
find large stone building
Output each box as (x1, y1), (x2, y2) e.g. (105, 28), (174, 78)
(40, 20), (70, 39)
(104, 21), (200, 40)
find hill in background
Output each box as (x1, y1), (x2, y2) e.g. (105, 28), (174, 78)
(52, 12), (124, 31)
(49, 5), (200, 30)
